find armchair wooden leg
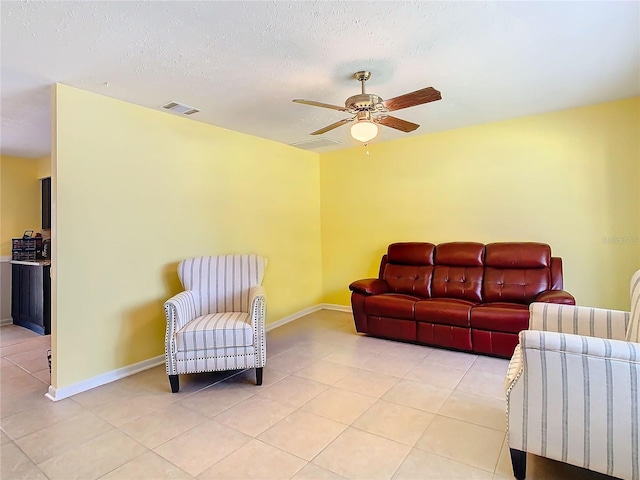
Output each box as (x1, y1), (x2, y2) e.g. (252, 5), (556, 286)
(510, 448), (526, 480)
(169, 375), (179, 393)
(256, 367), (263, 386)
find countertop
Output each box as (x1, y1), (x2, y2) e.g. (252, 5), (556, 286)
(10, 259), (51, 266)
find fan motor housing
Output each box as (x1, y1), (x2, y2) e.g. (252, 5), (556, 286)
(345, 94), (384, 111)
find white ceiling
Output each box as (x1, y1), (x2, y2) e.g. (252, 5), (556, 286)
(1, 1), (639, 158)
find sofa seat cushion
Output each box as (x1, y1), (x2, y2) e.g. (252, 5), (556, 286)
(365, 294), (418, 320)
(175, 312), (252, 352)
(470, 302), (529, 333)
(415, 298), (476, 327)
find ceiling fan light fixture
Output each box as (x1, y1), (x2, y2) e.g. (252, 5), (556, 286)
(350, 120), (378, 143)
(293, 71), (441, 140)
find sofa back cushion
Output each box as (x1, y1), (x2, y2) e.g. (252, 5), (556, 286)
(383, 243), (435, 298)
(387, 242), (435, 265)
(432, 242), (485, 302)
(483, 243), (551, 304)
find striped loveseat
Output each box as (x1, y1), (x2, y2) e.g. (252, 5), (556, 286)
(506, 269), (640, 480)
(164, 255), (267, 393)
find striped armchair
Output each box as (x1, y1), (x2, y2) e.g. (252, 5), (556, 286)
(164, 255), (267, 393)
(506, 269), (640, 480)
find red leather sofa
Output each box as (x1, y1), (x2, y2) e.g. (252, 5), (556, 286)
(349, 242), (575, 358)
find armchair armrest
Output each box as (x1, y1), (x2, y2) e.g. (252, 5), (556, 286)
(349, 278), (389, 295)
(534, 289), (575, 305)
(249, 285), (266, 326)
(529, 302), (629, 340)
(507, 329), (639, 480)
(249, 285), (267, 368)
(164, 290), (198, 333)
(164, 290), (198, 376)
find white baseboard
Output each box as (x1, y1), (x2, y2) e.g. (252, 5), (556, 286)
(46, 355), (165, 402)
(46, 304), (352, 401)
(0, 318), (13, 326)
(266, 304), (324, 331)
(318, 303), (352, 313)
(266, 303), (351, 331)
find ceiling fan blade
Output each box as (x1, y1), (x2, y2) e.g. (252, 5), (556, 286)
(310, 118), (353, 135)
(376, 115), (420, 133)
(382, 87), (442, 112)
(293, 99), (348, 112)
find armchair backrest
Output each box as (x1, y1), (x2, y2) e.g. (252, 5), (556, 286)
(178, 255), (267, 314)
(626, 269), (640, 343)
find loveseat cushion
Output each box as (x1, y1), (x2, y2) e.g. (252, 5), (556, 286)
(415, 298), (476, 327)
(470, 302), (529, 334)
(365, 293), (418, 320)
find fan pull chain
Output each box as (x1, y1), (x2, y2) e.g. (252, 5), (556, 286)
(364, 143), (370, 156)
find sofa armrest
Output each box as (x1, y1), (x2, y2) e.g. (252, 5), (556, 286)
(534, 289), (575, 305)
(349, 278), (389, 295)
(529, 302), (629, 340)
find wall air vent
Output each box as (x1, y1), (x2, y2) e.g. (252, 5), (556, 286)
(290, 137), (342, 150)
(161, 101), (200, 115)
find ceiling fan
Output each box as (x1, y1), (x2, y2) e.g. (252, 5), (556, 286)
(293, 71), (442, 143)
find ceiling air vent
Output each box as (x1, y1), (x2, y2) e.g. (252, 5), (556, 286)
(290, 137), (341, 150)
(161, 101), (200, 115)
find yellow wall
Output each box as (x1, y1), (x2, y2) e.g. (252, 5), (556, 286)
(0, 156), (41, 256)
(320, 97), (640, 311)
(54, 84), (323, 388)
(37, 154), (51, 179)
(51, 85), (639, 392)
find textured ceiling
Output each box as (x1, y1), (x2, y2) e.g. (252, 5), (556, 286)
(1, 1), (639, 158)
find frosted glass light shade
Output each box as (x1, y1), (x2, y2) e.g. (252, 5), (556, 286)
(350, 121), (378, 143)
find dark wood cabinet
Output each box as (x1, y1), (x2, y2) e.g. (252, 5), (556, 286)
(11, 264), (51, 335)
(42, 177), (51, 229)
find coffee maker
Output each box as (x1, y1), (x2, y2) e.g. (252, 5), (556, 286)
(42, 239), (51, 259)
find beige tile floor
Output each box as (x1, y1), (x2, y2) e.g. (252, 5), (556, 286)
(0, 310), (619, 480)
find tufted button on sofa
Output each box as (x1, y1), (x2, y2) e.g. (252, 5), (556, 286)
(349, 242), (575, 358)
